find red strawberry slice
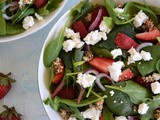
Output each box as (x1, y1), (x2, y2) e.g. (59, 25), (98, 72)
(88, 7), (108, 32)
(72, 20), (88, 38)
(119, 69), (134, 81)
(57, 86), (78, 99)
(34, 0), (48, 8)
(135, 27), (160, 41)
(115, 33), (139, 50)
(89, 57), (114, 74)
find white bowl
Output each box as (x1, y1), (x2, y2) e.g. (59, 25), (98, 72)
(0, 0), (67, 43)
(38, 0), (160, 119)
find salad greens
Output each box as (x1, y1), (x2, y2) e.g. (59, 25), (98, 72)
(43, 0), (160, 120)
(0, 0), (64, 36)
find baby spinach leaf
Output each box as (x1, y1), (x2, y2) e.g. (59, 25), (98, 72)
(103, 105), (114, 120)
(156, 60), (160, 73)
(105, 80), (152, 104)
(95, 24), (135, 50)
(137, 45), (160, 76)
(141, 95), (160, 120)
(37, 4), (49, 16)
(91, 46), (112, 58)
(6, 23), (25, 35)
(0, 12), (6, 35)
(44, 20), (68, 67)
(104, 88), (134, 116)
(47, 0), (63, 11)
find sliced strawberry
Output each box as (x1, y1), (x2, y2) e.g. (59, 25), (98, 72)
(119, 69), (134, 81)
(57, 86), (78, 99)
(72, 20), (88, 38)
(52, 72), (64, 84)
(115, 33), (139, 50)
(135, 27), (160, 41)
(88, 7), (108, 32)
(135, 76), (154, 88)
(89, 57), (114, 74)
(34, 0), (48, 8)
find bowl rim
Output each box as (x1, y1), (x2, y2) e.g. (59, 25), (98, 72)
(0, 0), (68, 43)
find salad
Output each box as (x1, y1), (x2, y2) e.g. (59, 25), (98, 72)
(43, 0), (160, 120)
(0, 0), (63, 36)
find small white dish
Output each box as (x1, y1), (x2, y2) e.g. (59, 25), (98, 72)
(0, 0), (67, 43)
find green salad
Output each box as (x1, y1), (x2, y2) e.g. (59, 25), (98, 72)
(43, 0), (160, 120)
(0, 0), (63, 36)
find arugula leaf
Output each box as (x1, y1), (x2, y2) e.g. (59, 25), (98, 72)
(156, 60), (160, 73)
(137, 45), (160, 76)
(95, 24), (135, 50)
(69, 107), (85, 120)
(70, 0), (91, 22)
(0, 12), (6, 35)
(103, 105), (114, 120)
(105, 80), (152, 104)
(141, 95), (160, 120)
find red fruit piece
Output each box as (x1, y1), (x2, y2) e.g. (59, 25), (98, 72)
(89, 57), (114, 74)
(34, 0), (48, 8)
(115, 33), (139, 50)
(52, 59), (64, 85)
(135, 76), (154, 88)
(99, 114), (103, 120)
(0, 105), (21, 120)
(135, 27), (160, 41)
(72, 20), (88, 38)
(88, 7), (108, 32)
(0, 73), (15, 100)
(57, 86), (78, 99)
(119, 69), (134, 81)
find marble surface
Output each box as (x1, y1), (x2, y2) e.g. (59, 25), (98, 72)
(0, 0), (79, 119)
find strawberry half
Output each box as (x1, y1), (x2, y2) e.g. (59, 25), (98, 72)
(72, 20), (88, 38)
(0, 73), (16, 100)
(34, 0), (48, 8)
(89, 57), (114, 74)
(0, 105), (21, 120)
(119, 69), (134, 81)
(135, 27), (160, 41)
(115, 33), (139, 50)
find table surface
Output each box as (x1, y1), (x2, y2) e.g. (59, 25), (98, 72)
(0, 0), (79, 119)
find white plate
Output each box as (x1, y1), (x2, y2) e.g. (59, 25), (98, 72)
(0, 0), (67, 43)
(38, 0), (160, 119)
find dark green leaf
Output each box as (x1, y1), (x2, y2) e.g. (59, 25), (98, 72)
(105, 80), (152, 104)
(156, 60), (160, 73)
(137, 45), (160, 76)
(47, 0), (63, 11)
(6, 23), (25, 35)
(0, 12), (6, 35)
(103, 105), (114, 120)
(70, 107), (85, 120)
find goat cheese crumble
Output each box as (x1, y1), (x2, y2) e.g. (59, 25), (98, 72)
(152, 73), (160, 81)
(22, 16), (35, 30)
(133, 10), (149, 28)
(77, 73), (96, 88)
(115, 116), (127, 120)
(138, 103), (149, 114)
(68, 116), (77, 120)
(99, 21), (111, 33)
(35, 13), (44, 21)
(111, 48), (122, 59)
(151, 81), (160, 94)
(140, 50), (153, 61)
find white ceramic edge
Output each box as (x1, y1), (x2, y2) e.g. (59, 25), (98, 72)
(38, 0), (160, 120)
(0, 0), (68, 43)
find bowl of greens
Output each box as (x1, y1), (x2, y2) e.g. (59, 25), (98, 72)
(38, 0), (160, 119)
(0, 0), (67, 42)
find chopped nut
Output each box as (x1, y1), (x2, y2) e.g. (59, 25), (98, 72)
(59, 109), (71, 120)
(116, 3), (124, 8)
(142, 20), (154, 32)
(154, 107), (160, 119)
(95, 100), (104, 110)
(133, 105), (137, 112)
(142, 75), (155, 83)
(83, 51), (93, 61)
(53, 57), (64, 74)
(84, 13), (92, 22)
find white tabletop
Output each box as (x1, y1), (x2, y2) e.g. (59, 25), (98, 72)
(0, 0), (79, 119)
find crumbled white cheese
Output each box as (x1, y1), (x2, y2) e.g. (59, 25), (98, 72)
(109, 90), (114, 96)
(22, 16), (35, 30)
(68, 116), (77, 120)
(127, 47), (142, 65)
(76, 73), (96, 88)
(83, 30), (107, 45)
(81, 106), (102, 120)
(152, 73), (160, 81)
(72, 38), (85, 48)
(108, 61), (124, 82)
(35, 13), (43, 21)
(99, 21), (111, 34)
(133, 10), (149, 28)
(64, 28), (75, 38)
(151, 81), (160, 94)
(111, 48), (122, 59)
(63, 39), (76, 52)
(140, 50), (153, 61)
(138, 103), (149, 114)
(18, 0), (33, 9)
(114, 8), (125, 19)
(115, 116), (127, 120)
